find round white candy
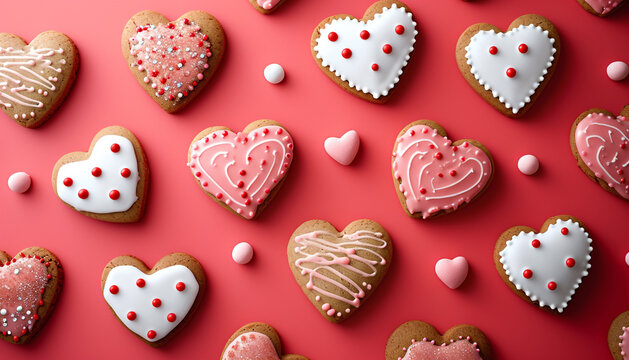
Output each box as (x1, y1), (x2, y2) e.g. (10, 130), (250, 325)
(607, 61), (629, 81)
(232, 242), (254, 265)
(518, 155), (539, 175)
(7, 172), (31, 193)
(264, 63), (285, 84)
(625, 252), (629, 267)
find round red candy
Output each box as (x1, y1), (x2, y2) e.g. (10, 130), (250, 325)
(566, 258), (576, 268)
(78, 189), (89, 199)
(547, 281), (557, 291)
(152, 298), (161, 307)
(523, 269), (533, 279)
(176, 282), (186, 291)
(136, 278), (145, 288)
(360, 30), (370, 40)
(489, 46), (498, 55)
(371, 63), (379, 71)
(518, 44), (528, 53)
(91, 167), (102, 177)
(120, 168), (131, 178)
(127, 311), (136, 321)
(506, 68), (517, 78)
(328, 32), (338, 42)
(561, 227), (569, 235)
(382, 44), (392, 54)
(63, 177), (73, 187)
(167, 313), (177, 322)
(531, 239), (541, 248)
(395, 25), (405, 35)
(109, 190), (120, 200)
(147, 330), (156, 339)
(110, 143), (120, 153)
(341, 48), (352, 59)
(109, 285), (119, 294)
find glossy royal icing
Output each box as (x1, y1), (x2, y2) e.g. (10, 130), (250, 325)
(222, 332), (280, 360)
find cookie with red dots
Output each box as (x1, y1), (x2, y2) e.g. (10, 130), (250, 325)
(121, 10), (225, 113)
(311, 0), (419, 103)
(578, 0), (625, 17)
(0, 247), (63, 345)
(249, 0), (290, 14)
(570, 105), (629, 201)
(0, 31), (78, 128)
(608, 310), (629, 360)
(494, 215), (593, 313)
(221, 322), (308, 360)
(187, 119), (294, 220)
(455, 14), (561, 118)
(101, 253), (205, 347)
(386, 321), (492, 360)
(51, 126), (149, 223)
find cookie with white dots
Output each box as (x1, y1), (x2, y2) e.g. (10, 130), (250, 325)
(101, 253), (205, 347)
(311, 0), (419, 103)
(0, 247), (63, 345)
(455, 14), (561, 118)
(494, 215), (593, 313)
(51, 126), (149, 223)
(221, 322), (308, 360)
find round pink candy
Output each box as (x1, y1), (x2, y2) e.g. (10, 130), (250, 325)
(7, 172), (31, 193)
(607, 61), (629, 81)
(625, 252), (629, 267)
(232, 242), (254, 264)
(518, 155), (539, 175)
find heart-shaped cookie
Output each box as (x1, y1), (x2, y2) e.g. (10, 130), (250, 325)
(495, 215), (593, 313)
(287, 219), (392, 323)
(52, 126), (149, 223)
(187, 119), (294, 220)
(608, 310), (629, 360)
(392, 120), (493, 219)
(578, 0), (625, 16)
(324, 130), (360, 165)
(570, 105), (629, 201)
(456, 14), (560, 118)
(101, 253), (205, 347)
(221, 322), (308, 360)
(121, 11), (225, 113)
(311, 0), (418, 103)
(386, 321), (492, 360)
(0, 247), (62, 345)
(0, 31), (78, 128)
(249, 0), (289, 14)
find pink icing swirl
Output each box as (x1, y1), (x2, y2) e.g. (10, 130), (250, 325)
(620, 326), (628, 360)
(585, 0), (623, 14)
(129, 18), (211, 103)
(188, 125), (293, 219)
(222, 332), (280, 360)
(0, 256), (49, 340)
(575, 113), (629, 199)
(392, 125), (492, 218)
(257, 0), (281, 10)
(400, 338), (482, 360)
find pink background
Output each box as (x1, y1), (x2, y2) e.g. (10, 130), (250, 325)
(1, 0), (628, 358)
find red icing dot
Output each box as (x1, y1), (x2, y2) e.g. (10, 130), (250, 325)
(371, 63), (379, 71)
(120, 168), (131, 178)
(547, 281), (557, 291)
(566, 258), (576, 267)
(506, 68), (517, 78)
(360, 30), (370, 40)
(239, 170), (247, 176)
(435, 152), (443, 160)
(419, 188), (427, 194)
(136, 278), (146, 288)
(91, 167), (102, 177)
(241, 191), (248, 198)
(237, 181), (245, 188)
(109, 190), (120, 200)
(523, 269), (533, 279)
(489, 46), (498, 55)
(110, 143), (121, 153)
(127, 311), (136, 321)
(342, 48), (352, 59)
(152, 298), (162, 307)
(450, 170), (457, 176)
(176, 282), (186, 291)
(167, 313), (177, 322)
(561, 227), (569, 235)
(109, 285), (119, 294)
(147, 330), (156, 339)
(328, 32), (338, 42)
(531, 239), (541, 248)
(518, 44), (528, 53)
(395, 25), (405, 35)
(63, 177), (73, 187)
(78, 189), (89, 199)
(13, 336), (18, 342)
(382, 44), (393, 54)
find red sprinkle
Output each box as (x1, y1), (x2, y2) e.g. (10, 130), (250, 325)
(523, 269), (533, 279)
(109, 285), (119, 294)
(382, 44), (393, 54)
(328, 32), (338, 42)
(176, 282), (186, 291)
(63, 177), (73, 187)
(531, 239), (541, 248)
(136, 278), (146, 288)
(109, 190), (120, 200)
(147, 330), (156, 339)
(127, 311), (137, 321)
(371, 63), (379, 71)
(489, 46), (498, 55)
(566, 258), (575, 268)
(419, 188), (427, 194)
(342, 48), (352, 59)
(240, 170), (247, 176)
(152, 298), (162, 308)
(167, 313), (177, 322)
(360, 30), (370, 40)
(395, 25), (405, 35)
(78, 189), (89, 199)
(241, 191), (248, 198)
(91, 167), (102, 177)
(435, 152), (443, 160)
(547, 281), (557, 291)
(518, 44), (528, 53)
(121, 168), (131, 178)
(506, 68), (517, 78)
(561, 227), (569, 235)
(111, 143), (121, 153)
(450, 170), (457, 176)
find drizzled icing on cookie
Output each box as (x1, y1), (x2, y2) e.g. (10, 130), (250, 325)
(257, 0), (281, 10)
(620, 327), (629, 360)
(400, 337), (482, 360)
(222, 332), (280, 360)
(585, 0), (623, 14)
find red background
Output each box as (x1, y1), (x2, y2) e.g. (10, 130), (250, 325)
(1, 0), (628, 358)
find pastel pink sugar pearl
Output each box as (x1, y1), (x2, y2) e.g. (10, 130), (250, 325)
(232, 242), (254, 264)
(607, 61), (629, 81)
(7, 172), (31, 193)
(518, 155), (539, 175)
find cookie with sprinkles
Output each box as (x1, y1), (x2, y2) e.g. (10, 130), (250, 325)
(187, 119), (294, 220)
(608, 310), (629, 360)
(121, 10), (225, 113)
(0, 31), (79, 128)
(386, 321), (493, 360)
(0, 247), (63, 345)
(221, 322), (309, 360)
(578, 0), (626, 17)
(51, 126), (149, 223)
(101, 253), (205, 347)
(249, 0), (290, 14)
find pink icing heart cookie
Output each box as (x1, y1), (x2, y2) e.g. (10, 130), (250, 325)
(52, 126), (149, 223)
(578, 0), (625, 16)
(0, 31), (78, 128)
(324, 130), (360, 165)
(495, 215), (593, 313)
(456, 15), (561, 118)
(249, 0), (289, 14)
(0, 247), (63, 345)
(311, 0), (418, 103)
(122, 11), (225, 113)
(570, 106), (629, 201)
(609, 310), (629, 360)
(392, 120), (494, 219)
(187, 120), (294, 220)
(221, 322), (308, 360)
(101, 253), (205, 347)
(386, 321), (493, 360)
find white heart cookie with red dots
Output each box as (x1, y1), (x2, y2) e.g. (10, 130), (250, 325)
(311, 0), (418, 103)
(101, 254), (205, 347)
(494, 216), (593, 313)
(52, 126), (149, 223)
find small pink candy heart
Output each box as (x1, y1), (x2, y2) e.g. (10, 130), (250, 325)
(435, 256), (468, 289)
(324, 130), (360, 166)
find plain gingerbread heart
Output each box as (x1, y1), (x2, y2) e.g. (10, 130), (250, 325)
(386, 321), (492, 360)
(221, 322), (308, 360)
(0, 247), (63, 345)
(435, 256), (469, 289)
(121, 10), (225, 113)
(324, 130), (360, 165)
(249, 0), (290, 14)
(0, 31), (78, 128)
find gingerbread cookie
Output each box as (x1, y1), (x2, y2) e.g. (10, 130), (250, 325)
(187, 119), (293, 220)
(221, 322), (308, 360)
(101, 253), (205, 347)
(494, 215), (593, 313)
(311, 0), (418, 103)
(52, 126), (149, 223)
(0, 31), (78, 128)
(386, 321), (492, 360)
(287, 219), (392, 323)
(570, 105), (629, 201)
(609, 310), (629, 360)
(121, 11), (225, 113)
(392, 120), (494, 219)
(578, 0), (625, 16)
(0, 247), (63, 345)
(456, 14), (560, 118)
(249, 0), (289, 14)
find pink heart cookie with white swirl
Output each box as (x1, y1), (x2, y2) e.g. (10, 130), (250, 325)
(221, 322), (308, 360)
(392, 120), (494, 219)
(287, 219), (392, 323)
(187, 120), (294, 220)
(121, 11), (225, 113)
(570, 105), (629, 201)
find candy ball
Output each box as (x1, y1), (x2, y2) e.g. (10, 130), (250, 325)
(607, 61), (629, 81)
(518, 155), (539, 175)
(264, 63), (285, 84)
(8, 172), (31, 193)
(232, 242), (254, 264)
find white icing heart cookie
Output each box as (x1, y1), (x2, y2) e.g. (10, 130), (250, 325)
(456, 15), (560, 118)
(312, 0), (418, 103)
(495, 216), (593, 313)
